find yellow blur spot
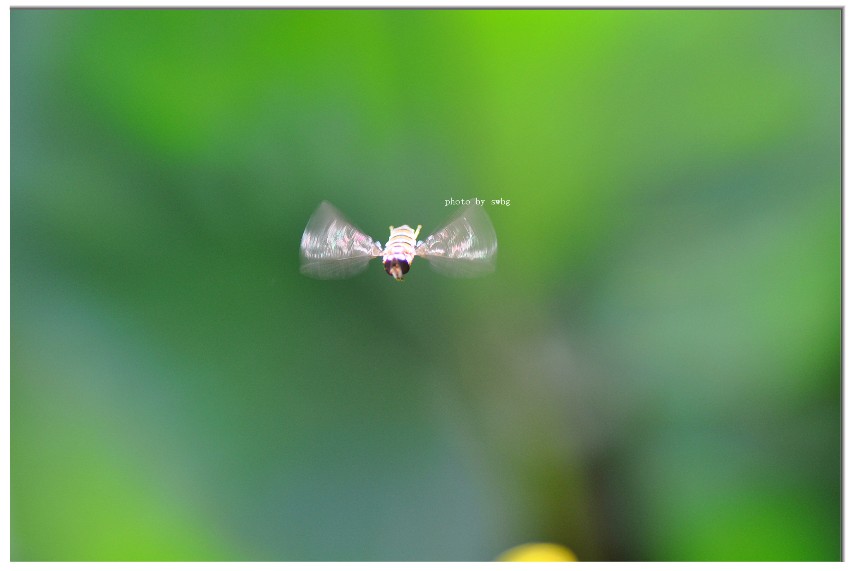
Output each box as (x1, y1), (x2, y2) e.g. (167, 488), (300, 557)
(498, 543), (578, 562)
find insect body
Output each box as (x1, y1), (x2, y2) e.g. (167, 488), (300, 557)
(383, 224), (422, 280)
(299, 201), (497, 281)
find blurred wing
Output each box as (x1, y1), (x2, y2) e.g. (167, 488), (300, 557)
(299, 201), (382, 279)
(416, 205), (497, 278)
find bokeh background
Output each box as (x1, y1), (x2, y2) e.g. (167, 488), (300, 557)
(11, 9), (840, 561)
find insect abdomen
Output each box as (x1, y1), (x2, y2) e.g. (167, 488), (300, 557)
(383, 225), (419, 265)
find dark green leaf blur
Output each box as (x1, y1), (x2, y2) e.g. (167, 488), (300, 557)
(11, 9), (839, 562)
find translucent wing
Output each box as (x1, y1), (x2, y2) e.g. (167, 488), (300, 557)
(299, 201), (382, 279)
(416, 205), (497, 278)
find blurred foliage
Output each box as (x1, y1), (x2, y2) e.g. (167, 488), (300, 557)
(498, 542), (578, 562)
(11, 9), (839, 561)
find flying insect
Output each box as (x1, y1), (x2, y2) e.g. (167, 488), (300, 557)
(299, 201), (497, 281)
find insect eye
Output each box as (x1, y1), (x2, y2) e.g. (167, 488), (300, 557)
(383, 259), (411, 276)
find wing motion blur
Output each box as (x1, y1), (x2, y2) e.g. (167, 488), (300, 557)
(299, 201), (382, 279)
(416, 205), (498, 278)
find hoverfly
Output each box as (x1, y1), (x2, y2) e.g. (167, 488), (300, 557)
(299, 201), (497, 281)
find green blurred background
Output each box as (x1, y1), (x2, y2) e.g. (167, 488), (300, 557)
(11, 9), (840, 561)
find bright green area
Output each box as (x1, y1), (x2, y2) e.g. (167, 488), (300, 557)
(11, 9), (839, 561)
